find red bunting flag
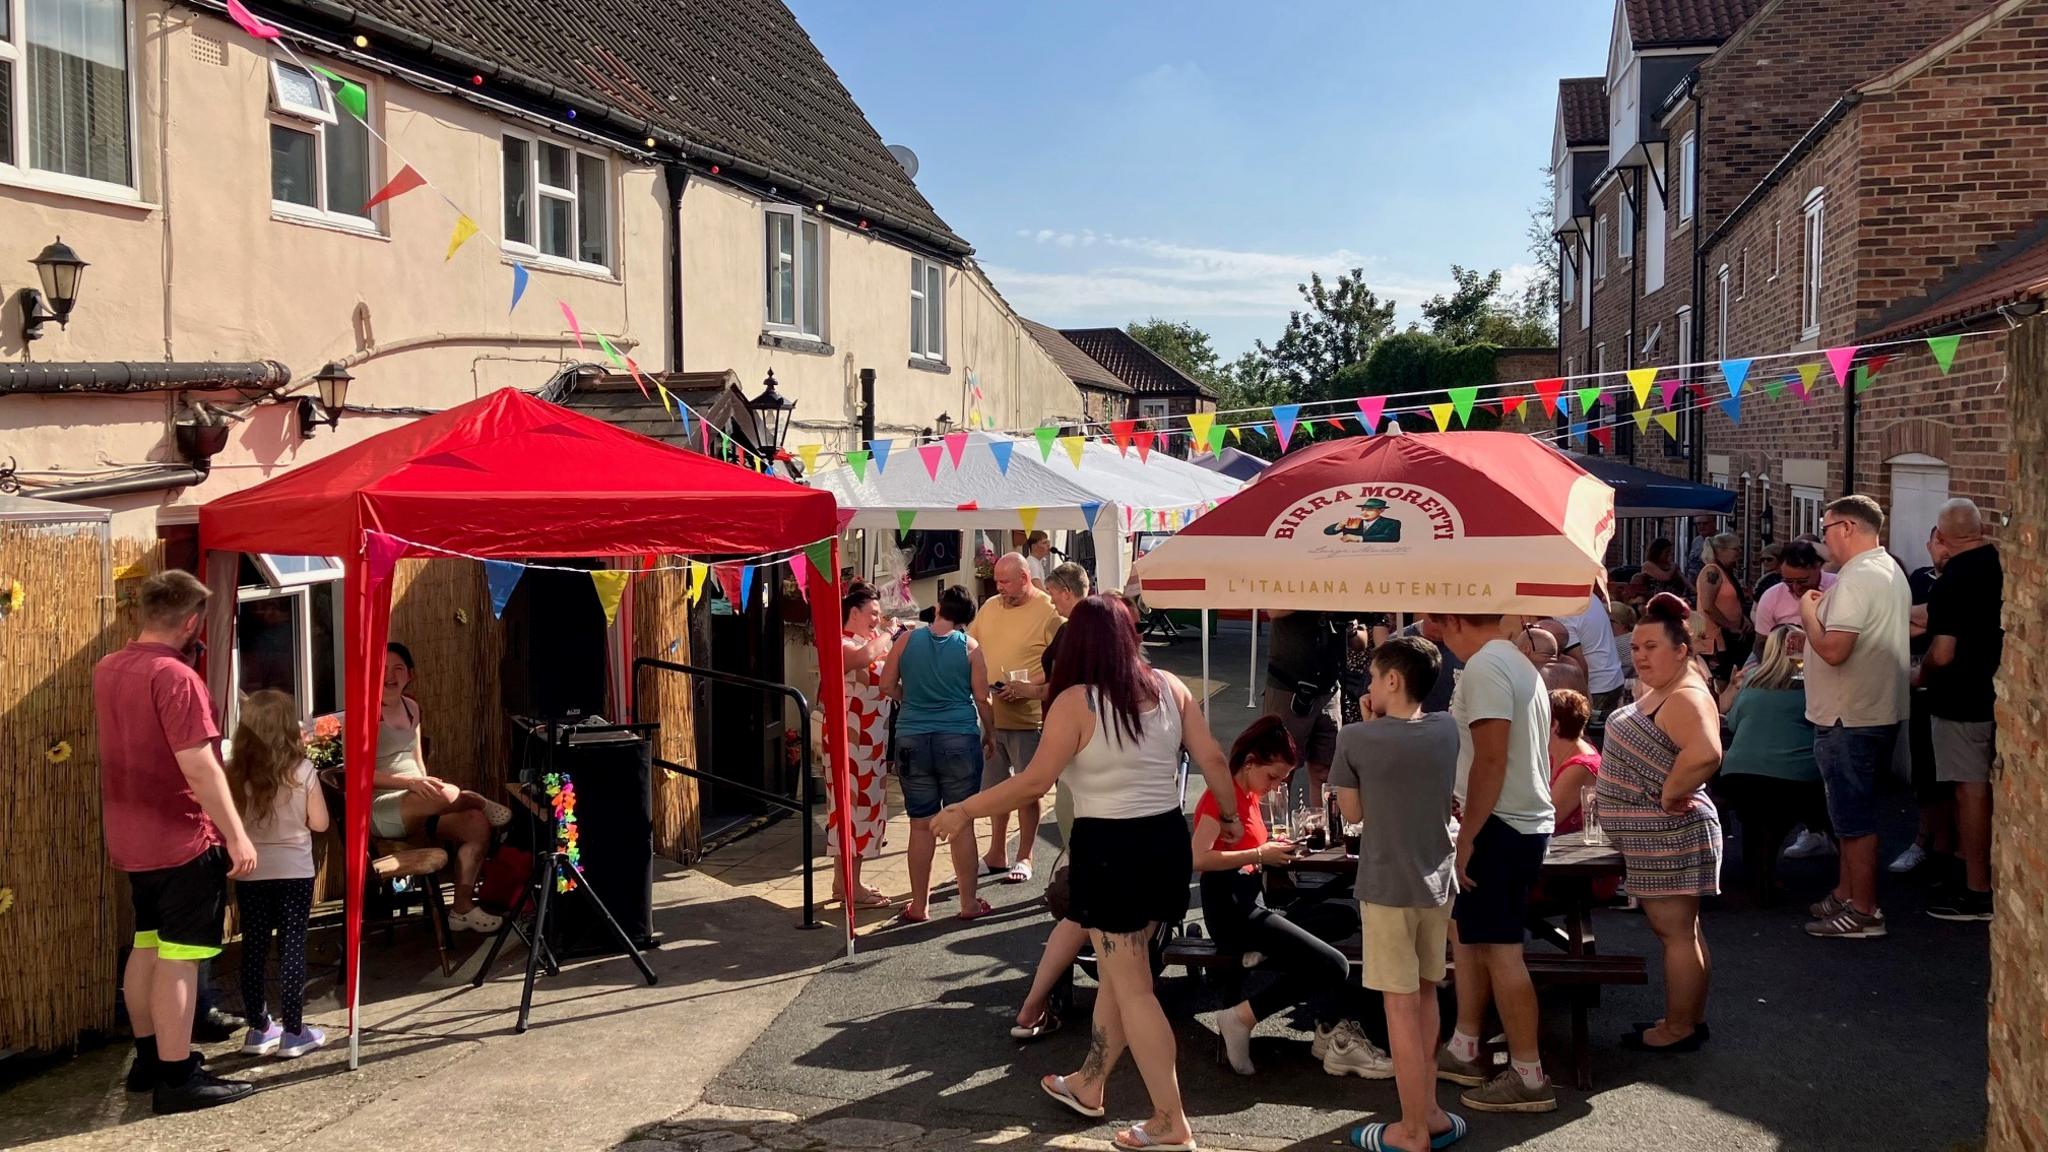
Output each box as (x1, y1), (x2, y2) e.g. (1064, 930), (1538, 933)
(1501, 395), (1525, 418)
(362, 164), (427, 211)
(1589, 425), (1614, 450)
(1109, 419), (1136, 456)
(1533, 378), (1565, 416)
(1134, 429), (1155, 462)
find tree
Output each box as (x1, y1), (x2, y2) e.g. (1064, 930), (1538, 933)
(1125, 318), (1222, 388)
(1523, 171), (1561, 334)
(1256, 268), (1398, 402)
(1418, 264), (1555, 348)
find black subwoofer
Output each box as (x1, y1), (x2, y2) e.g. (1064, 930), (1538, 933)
(530, 727), (655, 957)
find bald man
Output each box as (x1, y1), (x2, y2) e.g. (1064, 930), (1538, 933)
(1922, 498), (2001, 922)
(968, 553), (1063, 883)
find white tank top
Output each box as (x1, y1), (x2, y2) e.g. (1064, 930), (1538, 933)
(1067, 670), (1185, 820)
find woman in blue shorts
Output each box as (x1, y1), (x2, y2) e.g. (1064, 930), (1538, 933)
(882, 585), (995, 921)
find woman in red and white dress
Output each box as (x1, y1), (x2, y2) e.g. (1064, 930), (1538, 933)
(836, 583), (899, 908)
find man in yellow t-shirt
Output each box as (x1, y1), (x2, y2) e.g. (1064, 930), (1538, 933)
(968, 553), (1063, 883)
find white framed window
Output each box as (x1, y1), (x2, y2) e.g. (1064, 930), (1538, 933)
(1618, 191), (1634, 259)
(1, 0), (137, 193)
(1791, 485), (1824, 538)
(268, 58), (374, 226)
(1675, 306), (1694, 383)
(1139, 398), (1170, 423)
(1772, 219), (1783, 279)
(1645, 168), (1667, 292)
(1639, 322), (1661, 359)
(1801, 188), (1826, 339)
(1738, 248), (1748, 300)
(1594, 342), (1606, 380)
(233, 555), (344, 727)
(501, 131), (611, 271)
(1561, 244), (1575, 304)
(1716, 265), (1731, 358)
(763, 205), (824, 338)
(1579, 236), (1592, 329)
(909, 256), (945, 362)
(1594, 215), (1609, 279)
(1678, 131), (1697, 223)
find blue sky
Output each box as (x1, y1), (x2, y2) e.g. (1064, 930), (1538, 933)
(789, 1), (1615, 358)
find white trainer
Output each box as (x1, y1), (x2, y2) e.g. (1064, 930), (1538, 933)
(1888, 843), (1928, 873)
(1323, 1032), (1394, 1079)
(1784, 829), (1836, 859)
(1311, 1019), (1364, 1061)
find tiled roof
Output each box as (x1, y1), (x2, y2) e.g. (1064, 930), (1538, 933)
(1866, 217), (2048, 340)
(1625, 0), (1766, 47)
(268, 0), (965, 253)
(1022, 320), (1132, 395)
(1560, 78), (1607, 147)
(1059, 328), (1218, 401)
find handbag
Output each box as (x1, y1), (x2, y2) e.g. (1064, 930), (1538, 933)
(476, 844), (534, 912)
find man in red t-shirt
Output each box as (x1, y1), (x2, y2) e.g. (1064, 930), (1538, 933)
(97, 570), (257, 1114)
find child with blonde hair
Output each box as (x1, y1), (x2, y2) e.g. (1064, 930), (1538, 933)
(227, 690), (330, 1058)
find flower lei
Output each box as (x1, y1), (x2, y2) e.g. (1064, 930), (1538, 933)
(542, 772), (580, 893)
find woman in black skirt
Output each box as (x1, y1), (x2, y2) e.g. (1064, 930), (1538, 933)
(935, 595), (1240, 1152)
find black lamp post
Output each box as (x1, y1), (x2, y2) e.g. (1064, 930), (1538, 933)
(749, 368), (798, 455)
(934, 412), (954, 437)
(20, 237), (87, 342)
(298, 362), (354, 439)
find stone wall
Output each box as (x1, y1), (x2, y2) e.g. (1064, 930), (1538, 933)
(1989, 311), (2047, 1152)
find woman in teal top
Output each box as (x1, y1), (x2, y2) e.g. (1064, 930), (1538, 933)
(882, 585), (995, 921)
(1716, 625), (1826, 901)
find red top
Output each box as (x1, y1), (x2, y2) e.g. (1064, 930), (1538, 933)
(94, 642), (222, 872)
(1551, 750), (1602, 836)
(1193, 784), (1268, 855)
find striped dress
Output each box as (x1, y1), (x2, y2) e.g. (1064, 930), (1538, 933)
(1596, 690), (1722, 898)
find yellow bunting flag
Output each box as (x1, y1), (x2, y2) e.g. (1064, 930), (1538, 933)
(797, 444), (821, 473)
(1060, 435), (1086, 467)
(1018, 507), (1039, 533)
(1428, 402), (1455, 431)
(445, 214), (480, 261)
(1797, 362), (1824, 395)
(1633, 408), (1652, 433)
(1628, 367), (1658, 407)
(1186, 412), (1215, 453)
(1229, 426), (1243, 444)
(1655, 412), (1679, 440)
(590, 570), (630, 626)
(656, 384), (676, 418)
(687, 560), (708, 605)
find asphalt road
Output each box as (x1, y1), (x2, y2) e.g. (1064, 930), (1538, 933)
(705, 621), (1989, 1151)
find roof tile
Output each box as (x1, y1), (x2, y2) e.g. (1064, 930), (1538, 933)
(1059, 328), (1217, 401)
(1624, 0), (1766, 47)
(1560, 78), (1607, 147)
(1023, 321), (1132, 394)
(1866, 216), (2048, 340)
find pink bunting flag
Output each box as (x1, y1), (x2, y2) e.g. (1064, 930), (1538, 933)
(560, 301), (588, 351)
(917, 443), (945, 479)
(226, 0), (282, 39)
(789, 551), (810, 598)
(364, 531), (407, 588)
(1825, 345), (1860, 389)
(943, 431), (969, 468)
(362, 164), (427, 211)
(835, 507), (858, 535)
(1658, 379), (1681, 410)
(1356, 395), (1387, 433)
(624, 356), (652, 401)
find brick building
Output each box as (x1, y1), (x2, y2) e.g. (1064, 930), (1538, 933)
(1553, 0), (2048, 573)
(1056, 327), (1219, 456)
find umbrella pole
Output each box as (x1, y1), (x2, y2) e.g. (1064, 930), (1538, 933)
(1200, 610), (1211, 722)
(1247, 609), (1258, 708)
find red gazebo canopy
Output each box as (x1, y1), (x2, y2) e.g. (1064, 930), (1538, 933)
(198, 388), (850, 1065)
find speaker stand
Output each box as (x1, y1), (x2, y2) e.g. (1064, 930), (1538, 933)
(472, 845), (658, 1033)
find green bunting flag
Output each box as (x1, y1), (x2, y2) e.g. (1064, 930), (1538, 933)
(1575, 386), (1603, 415)
(847, 449), (870, 482)
(1034, 426), (1059, 462)
(1447, 385), (1479, 425)
(1763, 376), (1785, 401)
(1853, 365), (1874, 394)
(310, 65), (368, 121)
(1927, 334), (1961, 375)
(896, 510), (916, 533)
(804, 541), (833, 584)
(1206, 423), (1228, 456)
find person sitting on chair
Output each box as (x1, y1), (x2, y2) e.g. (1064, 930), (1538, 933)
(370, 642), (510, 932)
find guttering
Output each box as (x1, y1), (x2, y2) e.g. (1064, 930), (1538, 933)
(0, 360), (292, 396)
(35, 466), (210, 503)
(1704, 95), (1859, 253)
(209, 0), (973, 258)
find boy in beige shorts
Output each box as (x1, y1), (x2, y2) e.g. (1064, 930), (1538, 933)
(1330, 636), (1466, 1151)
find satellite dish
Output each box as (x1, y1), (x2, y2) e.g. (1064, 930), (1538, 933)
(887, 143), (920, 180)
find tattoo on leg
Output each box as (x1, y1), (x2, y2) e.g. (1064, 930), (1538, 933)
(1081, 1024), (1109, 1081)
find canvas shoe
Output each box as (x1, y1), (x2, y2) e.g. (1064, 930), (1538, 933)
(1805, 906), (1887, 939)
(1927, 888), (1993, 923)
(1323, 1032), (1394, 1079)
(241, 1021), (282, 1056)
(1460, 1068), (1558, 1114)
(1783, 829), (1836, 859)
(1436, 1045), (1490, 1087)
(1888, 843), (1928, 874)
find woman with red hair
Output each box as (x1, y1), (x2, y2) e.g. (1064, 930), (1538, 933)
(935, 595), (1239, 1152)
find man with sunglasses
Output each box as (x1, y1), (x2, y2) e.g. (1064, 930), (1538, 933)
(1798, 496), (1911, 940)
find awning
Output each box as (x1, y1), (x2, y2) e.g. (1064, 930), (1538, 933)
(1566, 453), (1735, 518)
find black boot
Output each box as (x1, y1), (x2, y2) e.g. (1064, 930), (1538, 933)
(151, 1054), (253, 1115)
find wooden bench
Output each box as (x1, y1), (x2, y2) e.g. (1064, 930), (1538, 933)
(1153, 935), (1646, 1089)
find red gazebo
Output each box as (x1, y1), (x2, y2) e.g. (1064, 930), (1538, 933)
(198, 388), (851, 1067)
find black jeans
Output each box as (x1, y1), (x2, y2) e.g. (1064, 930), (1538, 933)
(1201, 871), (1353, 1027)
(1716, 774), (1829, 899)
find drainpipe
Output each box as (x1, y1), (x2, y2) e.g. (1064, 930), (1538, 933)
(1556, 236), (1566, 377)
(1843, 372), (1857, 499)
(663, 164), (689, 372)
(1626, 166), (1640, 460)
(35, 466), (211, 502)
(0, 360), (291, 395)
(1688, 85), (1706, 482)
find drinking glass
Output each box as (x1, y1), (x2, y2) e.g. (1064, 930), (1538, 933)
(1581, 784), (1609, 845)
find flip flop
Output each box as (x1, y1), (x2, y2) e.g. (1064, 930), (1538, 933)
(890, 908), (930, 926)
(1432, 1114), (1469, 1149)
(1348, 1116), (1467, 1151)
(1040, 1074), (1104, 1120)
(1004, 859), (1035, 884)
(1008, 1011), (1062, 1041)
(1112, 1125), (1196, 1151)
(854, 888), (895, 909)
(957, 897), (994, 921)
(981, 860), (1009, 877)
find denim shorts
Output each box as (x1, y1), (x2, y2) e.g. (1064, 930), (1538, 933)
(896, 730), (984, 819)
(1813, 721), (1900, 839)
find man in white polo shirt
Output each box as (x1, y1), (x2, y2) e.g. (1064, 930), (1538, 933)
(1559, 590), (1626, 735)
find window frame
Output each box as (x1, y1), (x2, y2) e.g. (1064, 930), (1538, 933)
(267, 56), (378, 231)
(762, 204), (826, 338)
(1801, 188), (1826, 340)
(0, 0), (144, 199)
(230, 560), (345, 729)
(1790, 485), (1824, 538)
(1561, 241), (1575, 304)
(1594, 214), (1609, 280)
(1618, 190), (1634, 260)
(1678, 131), (1697, 224)
(1771, 219), (1783, 280)
(1716, 264), (1731, 359)
(499, 129), (613, 274)
(1675, 306), (1693, 383)
(1139, 398), (1170, 423)
(909, 255), (945, 363)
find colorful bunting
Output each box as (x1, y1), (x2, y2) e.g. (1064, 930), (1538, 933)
(655, 383), (676, 419)
(1428, 402), (1456, 431)
(1865, 353), (1893, 379)
(1134, 429), (1155, 463)
(870, 439), (893, 474)
(1720, 358), (1752, 397)
(1356, 395), (1387, 433)
(989, 439), (1016, 475)
(1796, 363), (1823, 401)
(1568, 420), (1589, 444)
(1080, 502), (1104, 530)
(1825, 345), (1861, 389)
(1206, 423), (1228, 455)
(1060, 435), (1085, 467)
(739, 565), (757, 610)
(943, 431), (968, 469)
(1533, 378), (1565, 417)
(560, 301), (587, 351)
(1576, 386), (1603, 415)
(1655, 411), (1679, 440)
(1633, 409), (1652, 434)
(846, 449), (870, 481)
(687, 560), (708, 605)
(484, 560), (522, 618)
(1721, 394), (1743, 423)
(788, 551), (810, 597)
(1186, 412), (1215, 451)
(804, 541), (833, 586)
(1034, 426), (1059, 461)
(510, 262), (530, 312)
(896, 510), (917, 533)
(1659, 378), (1681, 409)
(1272, 404), (1301, 451)
(1763, 375), (1786, 401)
(797, 444), (821, 473)
(917, 443), (944, 479)
(362, 164), (427, 212)
(1928, 334), (1962, 375)
(445, 214), (479, 260)
(1229, 426), (1243, 444)
(226, 0), (281, 39)
(714, 565), (742, 607)
(1447, 386), (1479, 425)
(1853, 366), (1874, 394)
(1110, 419), (1136, 456)
(1589, 425), (1614, 451)
(1018, 507), (1039, 533)
(624, 356), (651, 401)
(1502, 395), (1526, 421)
(1626, 367), (1657, 407)
(590, 571), (630, 626)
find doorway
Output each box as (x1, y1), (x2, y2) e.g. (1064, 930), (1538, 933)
(1888, 453), (1950, 574)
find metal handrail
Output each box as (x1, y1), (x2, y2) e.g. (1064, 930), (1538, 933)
(630, 657), (818, 928)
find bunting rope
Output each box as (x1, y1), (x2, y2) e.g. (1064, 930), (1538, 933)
(362, 530), (834, 573)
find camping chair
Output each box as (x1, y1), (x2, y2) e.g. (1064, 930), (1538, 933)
(318, 769), (454, 977)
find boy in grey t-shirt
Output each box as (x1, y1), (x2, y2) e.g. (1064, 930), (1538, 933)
(1330, 636), (1464, 1150)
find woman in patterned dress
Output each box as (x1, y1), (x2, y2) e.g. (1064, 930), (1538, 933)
(1596, 592), (1724, 1053)
(836, 584), (899, 908)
